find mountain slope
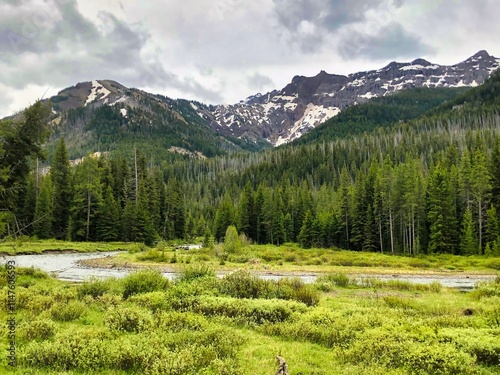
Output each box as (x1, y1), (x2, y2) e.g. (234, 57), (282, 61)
(194, 50), (499, 146)
(46, 80), (253, 161)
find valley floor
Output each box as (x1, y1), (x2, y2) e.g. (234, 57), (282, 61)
(1, 265), (499, 374)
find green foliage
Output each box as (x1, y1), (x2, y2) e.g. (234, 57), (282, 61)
(177, 263), (216, 282)
(50, 300), (86, 321)
(77, 277), (112, 299)
(19, 318), (56, 340)
(223, 225), (241, 253)
(104, 305), (154, 333)
(174, 295), (307, 324)
(122, 269), (170, 299)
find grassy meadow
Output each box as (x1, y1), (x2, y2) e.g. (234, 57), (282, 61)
(94, 242), (500, 275)
(1, 264), (500, 374)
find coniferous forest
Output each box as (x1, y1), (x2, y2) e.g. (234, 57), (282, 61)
(2, 71), (500, 258)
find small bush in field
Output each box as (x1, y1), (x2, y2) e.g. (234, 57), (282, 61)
(122, 269), (169, 299)
(156, 311), (207, 332)
(404, 343), (476, 375)
(219, 270), (268, 299)
(20, 318), (56, 340)
(50, 300), (86, 321)
(318, 273), (352, 288)
(104, 306), (153, 333)
(78, 277), (110, 299)
(128, 291), (168, 312)
(177, 263), (215, 282)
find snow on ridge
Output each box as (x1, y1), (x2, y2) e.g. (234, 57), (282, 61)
(275, 104), (340, 146)
(85, 80), (111, 106)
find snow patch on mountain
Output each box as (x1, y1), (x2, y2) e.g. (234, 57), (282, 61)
(85, 80), (111, 106)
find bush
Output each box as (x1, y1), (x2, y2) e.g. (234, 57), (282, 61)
(122, 269), (169, 299)
(156, 311), (208, 332)
(404, 343), (476, 375)
(78, 277), (110, 299)
(317, 273), (352, 288)
(20, 318), (56, 340)
(104, 306), (154, 333)
(174, 296), (307, 324)
(219, 270), (269, 299)
(177, 263), (215, 282)
(23, 327), (111, 371)
(50, 300), (86, 321)
(128, 291), (168, 312)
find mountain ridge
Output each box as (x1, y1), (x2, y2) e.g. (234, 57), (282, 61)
(38, 50), (500, 155)
(184, 50), (499, 146)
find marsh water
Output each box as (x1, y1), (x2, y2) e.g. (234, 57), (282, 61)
(2, 251), (495, 290)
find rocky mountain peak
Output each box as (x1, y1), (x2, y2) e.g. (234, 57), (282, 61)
(191, 50), (499, 147)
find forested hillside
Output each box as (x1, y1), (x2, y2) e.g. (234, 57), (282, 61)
(292, 87), (470, 145)
(2, 71), (500, 257)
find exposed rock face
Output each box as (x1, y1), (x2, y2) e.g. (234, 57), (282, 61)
(193, 50), (500, 146)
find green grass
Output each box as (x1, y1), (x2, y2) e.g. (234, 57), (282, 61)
(0, 239), (140, 255)
(1, 267), (500, 374)
(112, 243), (500, 275)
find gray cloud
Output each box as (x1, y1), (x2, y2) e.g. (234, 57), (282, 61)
(272, 0), (386, 52)
(339, 22), (434, 60)
(247, 72), (275, 92)
(0, 0), (223, 102)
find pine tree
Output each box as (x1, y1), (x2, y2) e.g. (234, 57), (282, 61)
(68, 156), (102, 241)
(460, 207), (478, 255)
(33, 175), (53, 239)
(298, 210), (314, 249)
(427, 164), (458, 254)
(236, 182), (255, 239)
(471, 148), (492, 253)
(96, 186), (120, 241)
(51, 138), (72, 239)
(213, 193), (234, 242)
(363, 204), (377, 251)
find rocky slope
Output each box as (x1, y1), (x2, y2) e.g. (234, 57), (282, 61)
(192, 50), (500, 146)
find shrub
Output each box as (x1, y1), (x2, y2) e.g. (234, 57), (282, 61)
(382, 295), (416, 310)
(50, 300), (86, 321)
(318, 273), (352, 288)
(128, 291), (168, 312)
(174, 296), (307, 324)
(404, 343), (476, 375)
(177, 263), (215, 282)
(156, 311), (208, 332)
(219, 270), (268, 299)
(77, 277), (110, 299)
(23, 327), (110, 371)
(104, 306), (153, 333)
(20, 318), (56, 340)
(122, 269), (169, 299)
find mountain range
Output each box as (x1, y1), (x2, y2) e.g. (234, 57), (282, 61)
(42, 50), (500, 158)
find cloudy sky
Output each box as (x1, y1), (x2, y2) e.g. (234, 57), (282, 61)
(1, 0), (499, 117)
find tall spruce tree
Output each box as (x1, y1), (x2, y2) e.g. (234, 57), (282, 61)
(33, 175), (53, 239)
(51, 138), (72, 239)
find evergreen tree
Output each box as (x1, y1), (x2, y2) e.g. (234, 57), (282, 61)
(484, 205), (500, 248)
(96, 186), (120, 241)
(298, 210), (314, 249)
(427, 164), (458, 254)
(236, 182), (255, 239)
(362, 204), (377, 251)
(51, 138), (72, 239)
(33, 175), (53, 239)
(213, 193), (234, 242)
(68, 156), (102, 241)
(460, 207), (478, 255)
(471, 148), (492, 252)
